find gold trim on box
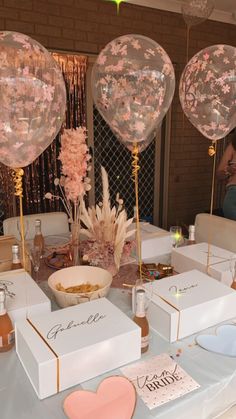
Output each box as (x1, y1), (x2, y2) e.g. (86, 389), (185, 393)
(151, 290), (181, 340)
(26, 318), (60, 393)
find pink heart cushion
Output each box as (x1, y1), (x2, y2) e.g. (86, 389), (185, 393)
(63, 376), (136, 419)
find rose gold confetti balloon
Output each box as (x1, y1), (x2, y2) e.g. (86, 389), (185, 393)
(179, 44), (236, 141)
(0, 31), (66, 168)
(181, 0), (215, 28)
(91, 34), (175, 152)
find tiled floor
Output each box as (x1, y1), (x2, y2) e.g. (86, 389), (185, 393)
(219, 406), (236, 418)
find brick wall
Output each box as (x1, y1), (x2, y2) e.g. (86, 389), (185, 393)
(1, 0), (236, 227)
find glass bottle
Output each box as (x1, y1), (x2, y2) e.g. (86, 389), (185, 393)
(187, 225), (196, 245)
(133, 288), (149, 354)
(231, 262), (236, 290)
(33, 219), (44, 255)
(0, 288), (15, 352)
(11, 244), (22, 270)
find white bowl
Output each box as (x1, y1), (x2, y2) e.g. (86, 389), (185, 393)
(48, 265), (112, 308)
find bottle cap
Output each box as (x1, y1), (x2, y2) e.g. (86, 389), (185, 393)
(135, 288), (146, 317)
(136, 288), (145, 296)
(136, 288), (146, 306)
(12, 244), (19, 254)
(189, 225), (195, 232)
(35, 219), (41, 226)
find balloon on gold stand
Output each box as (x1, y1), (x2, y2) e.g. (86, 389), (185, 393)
(179, 44), (236, 143)
(179, 44), (236, 165)
(182, 0), (215, 27)
(179, 43), (236, 272)
(0, 31), (66, 268)
(91, 34), (175, 284)
(181, 0), (215, 62)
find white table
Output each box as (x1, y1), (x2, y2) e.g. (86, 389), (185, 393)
(1, 287), (236, 419)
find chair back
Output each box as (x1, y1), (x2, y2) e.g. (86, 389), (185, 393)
(195, 213), (236, 253)
(3, 212), (70, 241)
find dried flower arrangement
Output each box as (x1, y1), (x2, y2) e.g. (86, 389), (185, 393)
(80, 166), (136, 272)
(45, 127), (91, 223)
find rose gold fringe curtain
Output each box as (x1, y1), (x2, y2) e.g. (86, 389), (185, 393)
(0, 53), (88, 227)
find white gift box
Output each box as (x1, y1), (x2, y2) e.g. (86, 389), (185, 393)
(171, 242), (235, 286)
(141, 223), (172, 262)
(16, 297), (141, 399)
(144, 269), (236, 342)
(0, 270), (51, 323)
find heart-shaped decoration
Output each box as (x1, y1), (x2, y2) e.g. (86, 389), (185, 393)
(63, 376), (136, 419)
(196, 324), (236, 357)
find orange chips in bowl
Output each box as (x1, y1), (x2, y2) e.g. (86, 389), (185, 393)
(48, 265), (112, 308)
(56, 282), (100, 294)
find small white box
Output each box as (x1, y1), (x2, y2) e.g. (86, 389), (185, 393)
(0, 270), (51, 323)
(16, 297), (141, 399)
(171, 242), (235, 286)
(144, 270), (236, 342)
(141, 223), (172, 261)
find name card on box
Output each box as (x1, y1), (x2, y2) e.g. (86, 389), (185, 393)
(171, 242), (235, 286)
(141, 223), (172, 261)
(144, 270), (236, 342)
(15, 297), (141, 399)
(0, 270), (51, 323)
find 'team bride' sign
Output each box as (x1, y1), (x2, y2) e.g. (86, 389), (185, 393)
(121, 353), (200, 409)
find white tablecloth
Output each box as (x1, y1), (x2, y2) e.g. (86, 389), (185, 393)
(1, 287), (236, 419)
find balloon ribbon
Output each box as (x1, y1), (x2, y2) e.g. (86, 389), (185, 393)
(132, 144), (142, 284)
(207, 140), (217, 274)
(12, 168), (26, 269)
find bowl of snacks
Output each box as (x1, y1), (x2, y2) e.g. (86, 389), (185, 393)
(48, 265), (113, 308)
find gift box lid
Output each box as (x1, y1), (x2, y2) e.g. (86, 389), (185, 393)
(140, 223), (172, 240)
(210, 259), (235, 275)
(172, 242), (235, 266)
(145, 269), (236, 311)
(140, 223), (172, 259)
(20, 297), (140, 356)
(16, 297), (141, 399)
(0, 270), (50, 312)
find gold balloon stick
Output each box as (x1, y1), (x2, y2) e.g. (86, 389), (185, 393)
(186, 25), (190, 64)
(182, 25), (191, 131)
(12, 168), (26, 270)
(132, 143), (142, 284)
(207, 140), (217, 274)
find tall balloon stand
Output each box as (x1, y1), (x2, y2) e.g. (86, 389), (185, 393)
(182, 0), (215, 64)
(185, 25), (190, 63)
(12, 168), (26, 270)
(206, 141), (217, 274)
(131, 143), (143, 285)
(131, 143), (155, 315)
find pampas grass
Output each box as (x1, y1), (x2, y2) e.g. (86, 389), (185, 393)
(80, 166), (135, 270)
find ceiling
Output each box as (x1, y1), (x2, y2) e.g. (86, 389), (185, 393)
(126, 0), (236, 25)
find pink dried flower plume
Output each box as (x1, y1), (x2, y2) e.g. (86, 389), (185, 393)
(45, 127), (91, 223)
